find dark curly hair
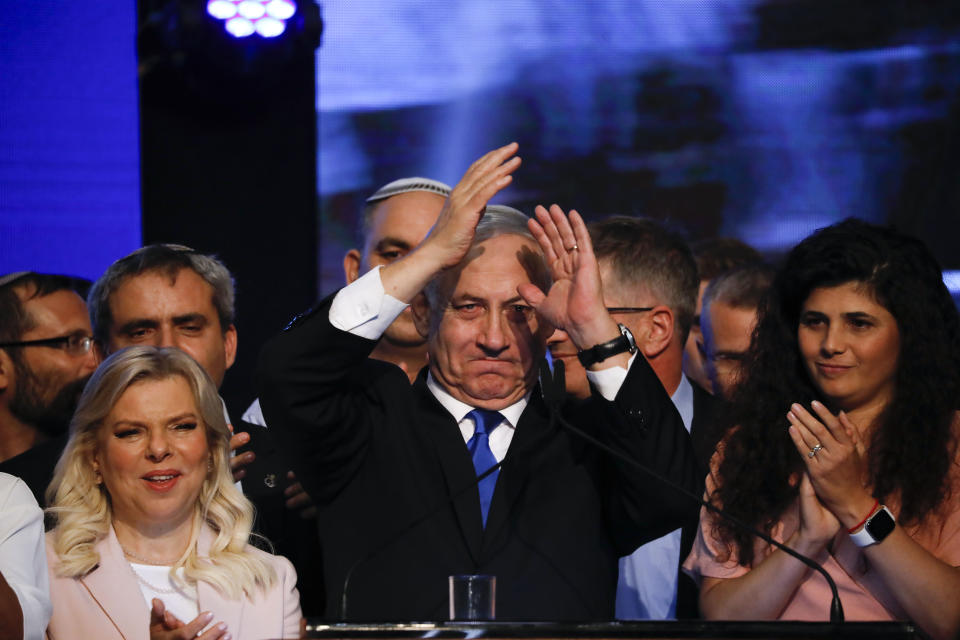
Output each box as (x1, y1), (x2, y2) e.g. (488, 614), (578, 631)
(711, 218), (960, 566)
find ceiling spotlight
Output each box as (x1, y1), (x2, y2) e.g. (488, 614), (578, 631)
(236, 0), (266, 20)
(206, 0), (238, 20)
(207, 0), (299, 39)
(224, 16), (255, 37)
(265, 0), (296, 21)
(255, 16), (286, 37)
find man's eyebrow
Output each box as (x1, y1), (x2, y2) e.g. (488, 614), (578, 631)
(172, 313), (207, 326)
(116, 318), (157, 334)
(373, 237), (413, 252)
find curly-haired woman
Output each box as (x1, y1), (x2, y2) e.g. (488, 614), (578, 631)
(684, 219), (960, 640)
(45, 346), (301, 639)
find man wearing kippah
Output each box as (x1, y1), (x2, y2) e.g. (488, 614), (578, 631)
(342, 177), (451, 380)
(241, 177), (450, 426)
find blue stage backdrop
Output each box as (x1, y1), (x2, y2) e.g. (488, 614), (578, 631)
(316, 0), (960, 295)
(0, 1), (141, 281)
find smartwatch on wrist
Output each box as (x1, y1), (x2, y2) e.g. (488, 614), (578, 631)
(849, 505), (896, 547)
(577, 323), (637, 367)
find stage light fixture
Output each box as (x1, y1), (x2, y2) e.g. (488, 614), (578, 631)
(207, 0), (297, 38)
(206, 0), (237, 19)
(265, 0), (295, 20)
(255, 16), (285, 37)
(237, 0), (266, 20)
(225, 15), (255, 37)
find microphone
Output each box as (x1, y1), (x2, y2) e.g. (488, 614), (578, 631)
(538, 358), (845, 623)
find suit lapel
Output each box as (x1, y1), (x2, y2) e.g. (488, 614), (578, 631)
(196, 527), (244, 636)
(80, 527), (150, 640)
(482, 391), (551, 548)
(413, 378), (485, 563)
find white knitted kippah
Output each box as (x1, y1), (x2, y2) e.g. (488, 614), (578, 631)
(365, 177), (452, 204)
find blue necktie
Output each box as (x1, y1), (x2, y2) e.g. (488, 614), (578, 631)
(466, 409), (502, 528)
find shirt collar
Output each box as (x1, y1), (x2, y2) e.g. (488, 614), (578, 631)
(426, 372), (528, 428)
(219, 396), (232, 426)
(671, 375), (695, 434)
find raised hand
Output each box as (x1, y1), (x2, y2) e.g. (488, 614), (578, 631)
(786, 401), (876, 529)
(519, 205), (622, 361)
(150, 599), (230, 640)
(380, 143), (521, 303)
(425, 142), (521, 268)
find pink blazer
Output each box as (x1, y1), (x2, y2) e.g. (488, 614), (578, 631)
(45, 526), (302, 640)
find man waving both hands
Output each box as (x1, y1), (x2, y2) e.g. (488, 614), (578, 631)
(259, 143), (699, 620)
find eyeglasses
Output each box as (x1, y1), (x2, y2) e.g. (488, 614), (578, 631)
(0, 333), (94, 357)
(605, 307), (654, 314)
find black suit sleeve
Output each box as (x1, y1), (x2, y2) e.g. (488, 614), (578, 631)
(577, 355), (703, 556)
(257, 292), (406, 505)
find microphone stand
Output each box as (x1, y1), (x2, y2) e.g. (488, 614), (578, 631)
(540, 359), (844, 623)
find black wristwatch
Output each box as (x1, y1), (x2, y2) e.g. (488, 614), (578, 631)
(577, 323), (637, 367)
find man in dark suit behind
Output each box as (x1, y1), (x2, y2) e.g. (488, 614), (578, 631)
(548, 217), (718, 620)
(258, 143), (701, 621)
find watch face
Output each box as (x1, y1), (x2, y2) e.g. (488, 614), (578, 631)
(866, 508), (896, 542)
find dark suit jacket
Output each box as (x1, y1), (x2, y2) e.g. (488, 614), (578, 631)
(676, 377), (720, 619)
(231, 419), (325, 617)
(258, 294), (701, 621)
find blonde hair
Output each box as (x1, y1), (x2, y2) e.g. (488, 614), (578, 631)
(46, 346), (276, 599)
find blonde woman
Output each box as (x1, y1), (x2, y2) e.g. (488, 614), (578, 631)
(45, 346), (301, 640)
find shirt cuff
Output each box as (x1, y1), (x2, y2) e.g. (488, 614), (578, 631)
(329, 267), (409, 339)
(585, 352), (637, 401)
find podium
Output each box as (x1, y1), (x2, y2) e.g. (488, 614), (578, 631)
(304, 621), (928, 640)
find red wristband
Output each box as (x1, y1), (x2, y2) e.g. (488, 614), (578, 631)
(847, 499), (880, 533)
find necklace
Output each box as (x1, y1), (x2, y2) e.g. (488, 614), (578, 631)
(120, 545), (181, 566)
(128, 564), (186, 596)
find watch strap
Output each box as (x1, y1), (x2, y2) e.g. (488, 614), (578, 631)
(576, 324), (636, 368)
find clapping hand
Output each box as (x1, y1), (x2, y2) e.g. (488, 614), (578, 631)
(787, 401), (877, 531)
(150, 599), (230, 640)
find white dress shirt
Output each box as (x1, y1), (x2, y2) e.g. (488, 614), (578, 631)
(614, 375), (694, 620)
(0, 472), (51, 640)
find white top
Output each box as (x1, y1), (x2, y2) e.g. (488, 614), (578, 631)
(128, 562), (199, 626)
(0, 472), (51, 640)
(615, 375), (695, 620)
